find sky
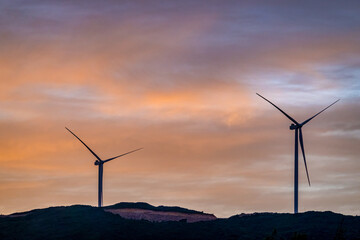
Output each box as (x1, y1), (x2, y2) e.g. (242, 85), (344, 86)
(0, 0), (359, 217)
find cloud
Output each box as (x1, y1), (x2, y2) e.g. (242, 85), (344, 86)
(0, 0), (359, 217)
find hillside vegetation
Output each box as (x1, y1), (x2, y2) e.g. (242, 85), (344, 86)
(1, 203), (359, 240)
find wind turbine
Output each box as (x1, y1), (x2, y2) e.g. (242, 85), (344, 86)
(66, 127), (142, 207)
(256, 94), (339, 214)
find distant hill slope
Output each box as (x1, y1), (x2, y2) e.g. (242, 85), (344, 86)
(105, 202), (204, 214)
(1, 203), (359, 240)
(104, 202), (216, 222)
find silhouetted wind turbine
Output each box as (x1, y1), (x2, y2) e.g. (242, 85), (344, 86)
(256, 94), (339, 214)
(66, 127), (142, 207)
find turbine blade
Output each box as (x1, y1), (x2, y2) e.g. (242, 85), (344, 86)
(301, 99), (340, 126)
(299, 128), (311, 186)
(256, 93), (299, 125)
(65, 127), (102, 161)
(103, 148), (143, 163)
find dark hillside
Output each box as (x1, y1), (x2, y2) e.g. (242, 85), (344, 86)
(0, 204), (359, 240)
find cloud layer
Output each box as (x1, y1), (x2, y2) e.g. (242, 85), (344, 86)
(0, 0), (359, 217)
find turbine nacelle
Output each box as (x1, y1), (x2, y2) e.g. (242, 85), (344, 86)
(289, 124), (299, 130)
(94, 160), (101, 166)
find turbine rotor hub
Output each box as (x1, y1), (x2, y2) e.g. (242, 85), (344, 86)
(289, 124), (299, 130)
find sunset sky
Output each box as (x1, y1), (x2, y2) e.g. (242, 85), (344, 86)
(0, 0), (359, 217)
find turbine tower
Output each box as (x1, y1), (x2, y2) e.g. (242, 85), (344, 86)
(256, 94), (339, 214)
(66, 127), (142, 207)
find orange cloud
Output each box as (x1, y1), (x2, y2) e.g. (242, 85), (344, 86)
(0, 0), (359, 218)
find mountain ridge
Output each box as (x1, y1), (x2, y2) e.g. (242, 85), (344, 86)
(1, 203), (359, 239)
